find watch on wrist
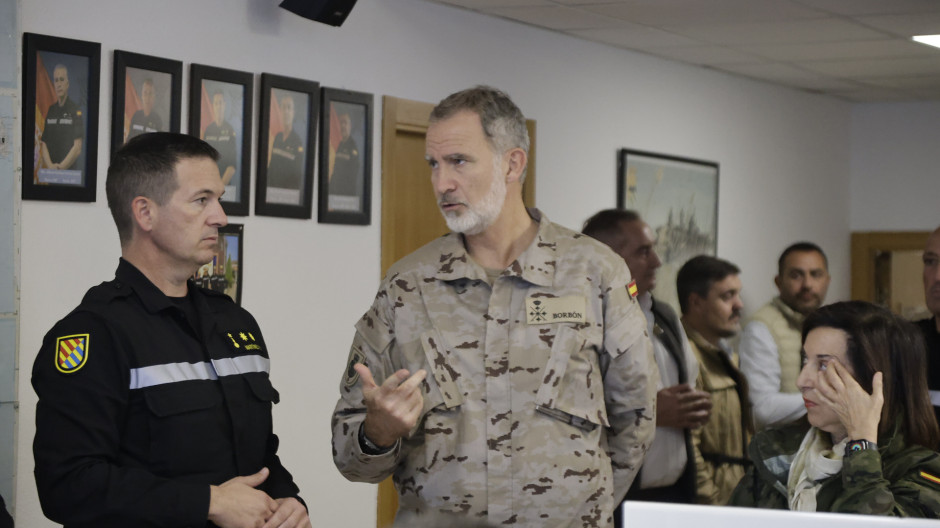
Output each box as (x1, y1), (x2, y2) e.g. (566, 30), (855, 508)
(359, 424), (395, 455)
(845, 439), (877, 457)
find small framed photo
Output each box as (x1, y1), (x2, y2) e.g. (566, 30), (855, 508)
(22, 33), (100, 202)
(110, 50), (182, 157)
(193, 223), (244, 305)
(255, 73), (319, 219)
(318, 87), (373, 225)
(189, 64), (253, 217)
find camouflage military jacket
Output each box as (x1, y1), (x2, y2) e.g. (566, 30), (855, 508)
(730, 419), (940, 517)
(332, 210), (657, 527)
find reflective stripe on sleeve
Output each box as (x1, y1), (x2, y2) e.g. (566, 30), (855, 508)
(129, 354), (270, 390)
(211, 354), (270, 378)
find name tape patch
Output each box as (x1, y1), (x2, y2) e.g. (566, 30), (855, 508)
(526, 296), (586, 325)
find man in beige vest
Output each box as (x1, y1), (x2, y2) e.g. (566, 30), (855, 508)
(739, 242), (830, 430)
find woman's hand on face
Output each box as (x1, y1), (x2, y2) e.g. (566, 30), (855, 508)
(815, 359), (883, 443)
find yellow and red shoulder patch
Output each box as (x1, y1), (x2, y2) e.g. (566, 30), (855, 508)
(627, 280), (638, 298)
(55, 334), (89, 374)
(920, 471), (940, 486)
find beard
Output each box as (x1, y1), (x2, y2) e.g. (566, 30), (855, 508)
(439, 162), (507, 236)
(787, 289), (823, 314)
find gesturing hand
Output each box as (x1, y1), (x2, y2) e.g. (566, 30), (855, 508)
(814, 358), (883, 442)
(656, 383), (712, 429)
(355, 363), (427, 448)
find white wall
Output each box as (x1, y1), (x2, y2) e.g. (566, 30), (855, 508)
(850, 102), (940, 232)
(17, 0), (855, 526)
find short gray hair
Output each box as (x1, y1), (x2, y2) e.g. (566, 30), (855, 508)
(430, 86), (529, 180)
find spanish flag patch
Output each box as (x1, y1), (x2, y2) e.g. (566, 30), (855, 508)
(627, 280), (638, 298)
(920, 471), (940, 485)
(55, 334), (89, 374)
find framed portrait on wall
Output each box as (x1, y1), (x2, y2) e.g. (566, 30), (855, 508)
(189, 64), (253, 217)
(193, 223), (244, 305)
(617, 148), (719, 312)
(318, 87), (373, 225)
(110, 50), (182, 157)
(22, 33), (100, 202)
(255, 73), (319, 219)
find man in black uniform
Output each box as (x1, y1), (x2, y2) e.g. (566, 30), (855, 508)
(920, 226), (940, 426)
(267, 93), (304, 191)
(203, 91), (238, 188)
(328, 112), (359, 196)
(126, 78), (164, 142)
(40, 63), (83, 171)
(32, 132), (309, 528)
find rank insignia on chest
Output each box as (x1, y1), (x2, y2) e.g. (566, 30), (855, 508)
(55, 334), (89, 374)
(627, 280), (638, 298)
(226, 331), (262, 352)
(526, 296), (586, 324)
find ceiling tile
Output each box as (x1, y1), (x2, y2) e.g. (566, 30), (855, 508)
(714, 61), (833, 82)
(484, 5), (628, 29)
(663, 18), (888, 45)
(435, 0), (552, 8)
(423, 0), (940, 101)
(826, 87), (917, 102)
(747, 39), (936, 61)
(644, 45), (765, 65)
(567, 25), (702, 49)
(856, 74), (940, 90)
(584, 0), (825, 26)
(854, 13), (940, 37)
(794, 0), (940, 17)
(800, 56), (940, 77)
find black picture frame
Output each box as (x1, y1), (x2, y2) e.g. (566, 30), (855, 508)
(318, 87), (373, 225)
(255, 73), (319, 219)
(189, 64), (253, 217)
(617, 148), (719, 313)
(110, 50), (182, 158)
(22, 32), (100, 202)
(193, 223), (244, 306)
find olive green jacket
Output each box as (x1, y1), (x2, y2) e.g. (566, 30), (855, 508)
(730, 419), (940, 517)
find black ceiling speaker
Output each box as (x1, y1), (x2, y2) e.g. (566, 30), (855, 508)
(279, 0), (358, 27)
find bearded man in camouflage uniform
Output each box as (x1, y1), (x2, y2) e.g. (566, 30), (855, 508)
(331, 86), (658, 527)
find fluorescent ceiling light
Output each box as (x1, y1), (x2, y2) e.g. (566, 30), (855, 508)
(912, 35), (940, 49)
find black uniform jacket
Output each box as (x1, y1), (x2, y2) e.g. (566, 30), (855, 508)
(33, 259), (301, 527)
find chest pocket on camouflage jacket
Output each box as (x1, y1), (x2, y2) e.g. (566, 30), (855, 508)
(534, 324), (609, 432)
(419, 328), (465, 413)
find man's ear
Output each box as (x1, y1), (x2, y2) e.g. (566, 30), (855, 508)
(688, 292), (705, 312)
(505, 147), (527, 184)
(132, 196), (156, 234)
(774, 274), (782, 290)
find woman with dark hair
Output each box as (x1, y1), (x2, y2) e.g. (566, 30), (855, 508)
(730, 301), (940, 516)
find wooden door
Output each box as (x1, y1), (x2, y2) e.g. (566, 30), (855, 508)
(851, 231), (930, 316)
(377, 95), (537, 526)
